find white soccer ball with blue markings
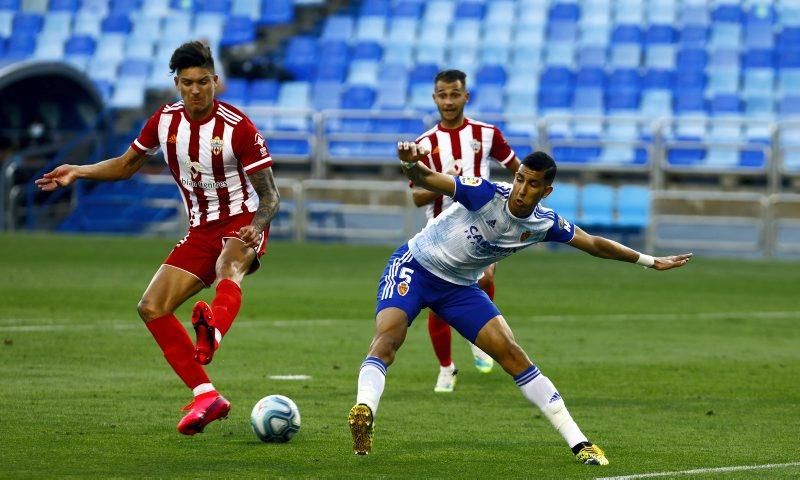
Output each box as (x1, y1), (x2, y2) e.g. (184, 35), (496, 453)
(250, 394), (301, 443)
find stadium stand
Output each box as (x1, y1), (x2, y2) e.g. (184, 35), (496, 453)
(1, 0), (799, 257)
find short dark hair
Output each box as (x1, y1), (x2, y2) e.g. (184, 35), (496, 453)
(521, 151), (557, 185)
(434, 69), (467, 87)
(169, 41), (215, 75)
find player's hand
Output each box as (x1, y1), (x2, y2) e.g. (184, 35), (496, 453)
(238, 225), (262, 249)
(652, 253), (693, 271)
(397, 141), (429, 164)
(34, 164), (79, 191)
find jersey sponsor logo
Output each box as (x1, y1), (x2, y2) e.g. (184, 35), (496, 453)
(558, 216), (572, 231)
(210, 136), (224, 155)
(466, 225), (522, 256)
(470, 138), (481, 153)
(459, 177), (482, 186)
(180, 178), (228, 189)
(520, 231), (532, 242)
(397, 281), (409, 296)
(487, 219), (496, 228)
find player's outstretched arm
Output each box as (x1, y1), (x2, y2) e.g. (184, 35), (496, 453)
(239, 166), (280, 248)
(398, 141), (455, 197)
(35, 148), (147, 191)
(567, 226), (692, 271)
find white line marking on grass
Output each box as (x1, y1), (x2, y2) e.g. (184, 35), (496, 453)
(595, 461), (800, 480)
(269, 375), (312, 380)
(1, 311), (797, 332)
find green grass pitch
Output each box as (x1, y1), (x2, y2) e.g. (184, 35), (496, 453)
(1, 233), (798, 479)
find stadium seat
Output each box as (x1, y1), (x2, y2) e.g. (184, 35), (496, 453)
(260, 0), (292, 25)
(311, 81), (342, 110)
(248, 79), (279, 107)
(220, 15), (255, 46)
(542, 182), (578, 220)
(616, 185), (649, 227)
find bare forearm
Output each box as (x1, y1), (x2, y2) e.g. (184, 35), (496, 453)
(78, 155), (143, 181)
(248, 169), (280, 231)
(412, 188), (441, 207)
(589, 236), (640, 263)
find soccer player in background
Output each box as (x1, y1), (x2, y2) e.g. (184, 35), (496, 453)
(348, 146), (692, 464)
(35, 41), (280, 435)
(412, 69), (521, 392)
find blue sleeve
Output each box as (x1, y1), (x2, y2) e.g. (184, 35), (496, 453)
(452, 177), (496, 211)
(544, 212), (576, 243)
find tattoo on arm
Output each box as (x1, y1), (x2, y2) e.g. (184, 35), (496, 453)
(247, 168), (280, 231)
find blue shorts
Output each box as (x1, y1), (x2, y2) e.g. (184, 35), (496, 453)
(375, 244), (501, 342)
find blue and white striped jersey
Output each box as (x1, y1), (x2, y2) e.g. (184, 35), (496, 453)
(408, 176), (575, 285)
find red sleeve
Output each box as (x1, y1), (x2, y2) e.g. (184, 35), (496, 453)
(489, 127), (515, 166)
(232, 116), (273, 174)
(131, 109), (162, 155)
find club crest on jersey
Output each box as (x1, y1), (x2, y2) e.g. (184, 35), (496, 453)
(459, 177), (482, 186)
(520, 231), (532, 242)
(397, 281), (409, 296)
(470, 139), (481, 153)
(210, 136), (224, 155)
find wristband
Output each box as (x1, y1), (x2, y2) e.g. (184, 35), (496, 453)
(636, 254), (655, 268)
(400, 161), (417, 169)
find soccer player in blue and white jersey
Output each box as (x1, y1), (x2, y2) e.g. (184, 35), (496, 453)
(348, 145), (692, 465)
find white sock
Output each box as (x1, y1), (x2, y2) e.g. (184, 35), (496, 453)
(356, 356), (387, 415)
(469, 343), (492, 361)
(516, 368), (588, 448)
(192, 383), (215, 396)
(440, 362), (456, 373)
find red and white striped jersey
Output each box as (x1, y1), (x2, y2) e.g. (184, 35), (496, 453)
(414, 117), (515, 220)
(131, 99), (273, 228)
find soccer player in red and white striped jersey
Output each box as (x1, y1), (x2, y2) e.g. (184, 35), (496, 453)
(412, 69), (521, 392)
(36, 41), (280, 435)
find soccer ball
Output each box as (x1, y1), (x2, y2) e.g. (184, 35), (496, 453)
(250, 394), (301, 443)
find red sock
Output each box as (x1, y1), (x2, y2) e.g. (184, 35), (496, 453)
(482, 281), (495, 301)
(428, 311), (452, 367)
(211, 279), (242, 337)
(146, 313), (210, 389)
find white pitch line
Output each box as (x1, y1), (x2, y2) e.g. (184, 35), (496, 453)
(0, 311), (798, 332)
(269, 375), (312, 380)
(595, 461), (800, 480)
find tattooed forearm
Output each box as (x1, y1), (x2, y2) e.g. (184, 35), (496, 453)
(247, 167), (280, 231)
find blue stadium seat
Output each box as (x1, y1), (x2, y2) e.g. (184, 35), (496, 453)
(197, 0), (228, 13)
(101, 14), (132, 34)
(13, 12), (43, 35)
(320, 15), (353, 42)
(549, 2), (580, 22)
(220, 15), (255, 46)
(261, 0), (293, 25)
(64, 35), (95, 55)
(673, 89), (705, 114)
(248, 79), (278, 107)
(778, 96), (800, 117)
(48, 0), (78, 11)
(455, 1), (484, 20)
(6, 34), (36, 58)
(341, 85), (375, 110)
(230, 0), (261, 20)
(712, 4), (742, 23)
(473, 84), (504, 114)
(542, 182), (578, 220)
(617, 185), (650, 228)
(355, 16), (385, 43)
(743, 49), (775, 69)
(409, 63), (439, 84)
(576, 67), (605, 88)
(110, 0), (140, 13)
(347, 60), (379, 87)
(579, 183), (615, 226)
(218, 78), (248, 104)
(476, 64), (506, 86)
(680, 4), (710, 26)
(359, 0), (388, 17)
(611, 24), (642, 44)
(710, 94), (742, 115)
(374, 86), (408, 110)
(645, 24), (675, 44)
(679, 25), (708, 48)
(311, 81), (342, 110)
(643, 69), (673, 90)
(392, 1), (422, 19)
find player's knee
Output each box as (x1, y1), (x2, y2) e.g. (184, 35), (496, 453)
(496, 343), (530, 374)
(137, 298), (164, 322)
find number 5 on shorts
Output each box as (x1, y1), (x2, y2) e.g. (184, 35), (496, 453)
(399, 267), (414, 283)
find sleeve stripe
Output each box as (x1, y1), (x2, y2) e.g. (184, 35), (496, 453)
(243, 156), (272, 173)
(133, 139), (158, 155)
(499, 151), (515, 165)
